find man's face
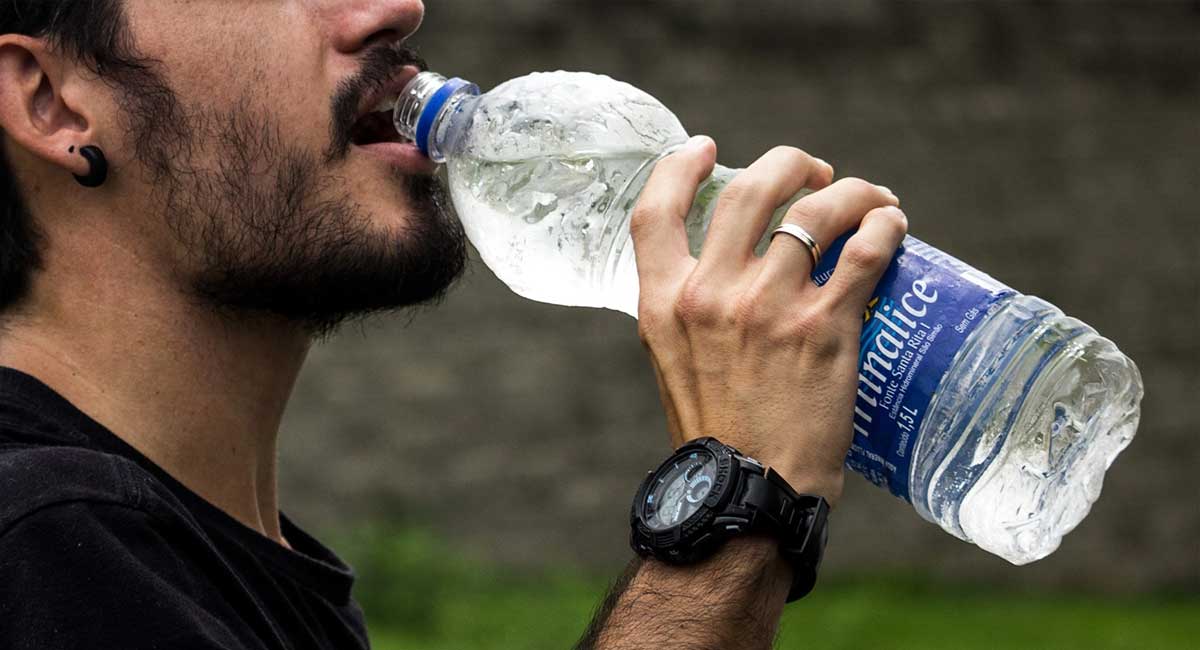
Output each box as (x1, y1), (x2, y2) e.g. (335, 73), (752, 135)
(113, 0), (465, 334)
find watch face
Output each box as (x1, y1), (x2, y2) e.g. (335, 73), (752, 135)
(644, 449), (719, 531)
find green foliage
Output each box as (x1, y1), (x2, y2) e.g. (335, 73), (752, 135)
(332, 526), (1199, 650)
(778, 578), (1200, 650)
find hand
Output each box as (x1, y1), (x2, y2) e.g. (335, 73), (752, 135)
(630, 137), (906, 507)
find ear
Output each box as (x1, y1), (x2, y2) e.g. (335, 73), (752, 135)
(0, 35), (99, 179)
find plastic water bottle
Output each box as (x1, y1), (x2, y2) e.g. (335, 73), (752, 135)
(392, 70), (1143, 564)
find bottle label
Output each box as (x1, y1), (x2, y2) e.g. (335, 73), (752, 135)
(811, 236), (1015, 501)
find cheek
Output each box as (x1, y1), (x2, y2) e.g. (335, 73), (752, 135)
(269, 87), (336, 160)
(128, 2), (333, 150)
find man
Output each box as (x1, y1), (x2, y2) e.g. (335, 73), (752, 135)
(0, 1), (905, 648)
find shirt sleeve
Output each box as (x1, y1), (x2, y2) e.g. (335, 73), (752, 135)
(0, 500), (253, 650)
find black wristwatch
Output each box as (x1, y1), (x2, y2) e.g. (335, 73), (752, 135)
(629, 437), (830, 602)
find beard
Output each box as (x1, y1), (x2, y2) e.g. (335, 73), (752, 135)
(119, 45), (467, 336)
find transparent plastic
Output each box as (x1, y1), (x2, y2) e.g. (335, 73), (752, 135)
(395, 72), (480, 162)
(395, 71), (798, 316)
(397, 70), (1144, 564)
(910, 294), (1141, 562)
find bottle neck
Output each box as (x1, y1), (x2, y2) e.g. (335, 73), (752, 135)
(393, 71), (480, 163)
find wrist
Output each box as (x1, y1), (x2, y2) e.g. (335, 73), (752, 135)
(594, 537), (792, 648)
(727, 440), (846, 509)
(768, 464), (844, 510)
(631, 437), (832, 602)
(640, 535), (791, 601)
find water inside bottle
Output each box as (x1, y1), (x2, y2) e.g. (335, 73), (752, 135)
(912, 295), (1142, 563)
(450, 153), (654, 307)
(437, 69), (1143, 565)
(443, 71), (689, 312)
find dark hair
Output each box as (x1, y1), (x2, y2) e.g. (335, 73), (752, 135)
(0, 0), (145, 312)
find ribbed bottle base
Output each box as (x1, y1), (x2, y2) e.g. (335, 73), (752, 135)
(910, 295), (1142, 564)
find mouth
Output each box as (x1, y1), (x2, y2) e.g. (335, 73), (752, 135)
(350, 65), (421, 147)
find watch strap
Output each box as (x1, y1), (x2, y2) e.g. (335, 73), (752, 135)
(628, 438), (829, 603)
(737, 468), (830, 602)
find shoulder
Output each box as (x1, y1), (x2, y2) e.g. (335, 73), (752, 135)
(0, 495), (249, 650)
(0, 443), (177, 538)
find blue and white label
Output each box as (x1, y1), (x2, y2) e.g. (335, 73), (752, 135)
(812, 236), (1014, 502)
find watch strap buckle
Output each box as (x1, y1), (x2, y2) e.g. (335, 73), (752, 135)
(739, 468), (831, 603)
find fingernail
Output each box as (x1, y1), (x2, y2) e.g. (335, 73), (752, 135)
(687, 135), (711, 149)
(815, 157), (833, 174)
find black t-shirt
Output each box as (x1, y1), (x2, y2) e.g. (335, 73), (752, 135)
(0, 367), (370, 650)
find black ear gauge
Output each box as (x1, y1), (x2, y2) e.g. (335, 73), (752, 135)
(73, 145), (108, 188)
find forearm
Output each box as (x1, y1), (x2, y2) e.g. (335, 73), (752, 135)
(577, 537), (791, 650)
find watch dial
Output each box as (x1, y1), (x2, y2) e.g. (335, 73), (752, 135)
(644, 449), (718, 531)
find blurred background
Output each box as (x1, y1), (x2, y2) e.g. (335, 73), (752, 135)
(279, 1), (1199, 648)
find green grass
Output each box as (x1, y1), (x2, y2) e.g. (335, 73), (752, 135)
(333, 526), (1199, 650)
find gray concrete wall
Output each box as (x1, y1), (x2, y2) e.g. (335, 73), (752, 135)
(280, 1), (1200, 593)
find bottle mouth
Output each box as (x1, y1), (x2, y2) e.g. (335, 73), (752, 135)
(393, 72), (478, 158)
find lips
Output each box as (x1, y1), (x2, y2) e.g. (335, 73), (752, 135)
(349, 64), (421, 147)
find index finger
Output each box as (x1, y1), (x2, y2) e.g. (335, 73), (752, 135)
(629, 136), (717, 289)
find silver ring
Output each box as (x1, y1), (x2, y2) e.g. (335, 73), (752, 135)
(771, 223), (822, 268)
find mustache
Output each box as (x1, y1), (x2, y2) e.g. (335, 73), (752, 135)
(326, 43), (428, 162)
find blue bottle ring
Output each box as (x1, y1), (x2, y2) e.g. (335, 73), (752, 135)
(415, 77), (472, 158)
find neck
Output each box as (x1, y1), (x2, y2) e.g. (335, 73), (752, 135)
(0, 221), (310, 545)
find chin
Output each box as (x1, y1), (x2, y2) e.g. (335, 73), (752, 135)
(336, 169), (424, 227)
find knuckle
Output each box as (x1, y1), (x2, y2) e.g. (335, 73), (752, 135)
(792, 308), (827, 340)
(767, 145), (807, 166)
(628, 201), (662, 237)
(636, 319), (655, 346)
(636, 304), (669, 343)
(792, 308), (843, 355)
(783, 197), (825, 225)
(841, 238), (888, 271)
(736, 284), (819, 345)
(872, 205), (909, 236)
(718, 176), (769, 210)
(762, 316), (804, 347)
(731, 286), (771, 331)
(714, 182), (751, 211)
(767, 146), (819, 179)
(834, 176), (879, 198)
(674, 279), (723, 326)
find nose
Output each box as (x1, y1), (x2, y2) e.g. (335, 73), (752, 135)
(324, 0), (425, 54)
